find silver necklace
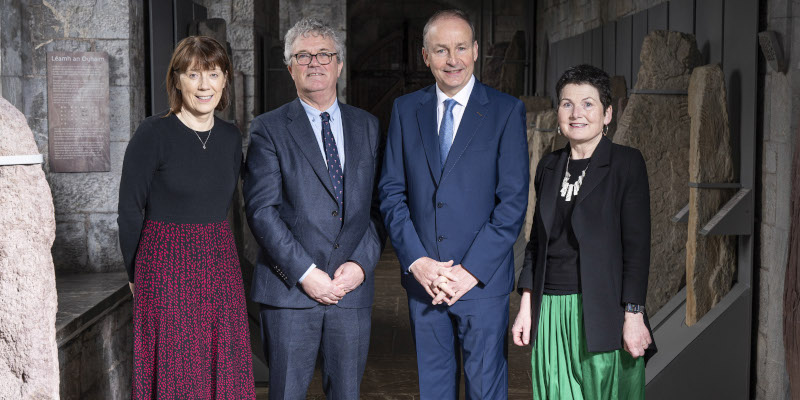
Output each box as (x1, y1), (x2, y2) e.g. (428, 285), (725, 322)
(560, 156), (589, 202)
(191, 128), (211, 150)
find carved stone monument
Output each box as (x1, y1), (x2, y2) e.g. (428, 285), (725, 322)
(685, 64), (736, 325)
(524, 109), (558, 241)
(0, 98), (59, 398)
(607, 75), (628, 140)
(614, 30), (702, 313)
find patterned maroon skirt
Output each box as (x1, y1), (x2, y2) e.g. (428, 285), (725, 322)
(132, 220), (255, 399)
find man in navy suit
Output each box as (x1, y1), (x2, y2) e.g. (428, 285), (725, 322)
(244, 17), (382, 400)
(379, 9), (529, 399)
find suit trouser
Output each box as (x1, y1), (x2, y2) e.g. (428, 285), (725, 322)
(408, 292), (510, 400)
(259, 304), (371, 400)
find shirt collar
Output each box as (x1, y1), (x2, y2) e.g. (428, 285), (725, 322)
(298, 97), (340, 122)
(435, 75), (475, 108)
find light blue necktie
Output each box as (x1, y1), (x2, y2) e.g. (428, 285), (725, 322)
(439, 99), (457, 170)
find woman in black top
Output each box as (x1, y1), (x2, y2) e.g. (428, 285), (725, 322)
(512, 64), (655, 399)
(118, 36), (254, 399)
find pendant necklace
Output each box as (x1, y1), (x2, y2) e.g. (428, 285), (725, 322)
(178, 112), (213, 149)
(191, 128), (212, 149)
(560, 156), (590, 202)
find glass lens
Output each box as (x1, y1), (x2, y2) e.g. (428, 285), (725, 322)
(316, 53), (331, 64)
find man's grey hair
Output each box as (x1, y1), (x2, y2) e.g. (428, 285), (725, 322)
(422, 9), (476, 49)
(283, 17), (345, 66)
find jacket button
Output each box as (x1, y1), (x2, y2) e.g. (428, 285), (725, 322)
(334, 243), (340, 249)
(437, 235), (445, 242)
(437, 202), (444, 208)
(332, 210), (338, 217)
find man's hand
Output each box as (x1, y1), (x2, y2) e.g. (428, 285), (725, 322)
(300, 268), (346, 305)
(512, 290), (532, 346)
(431, 264), (478, 306)
(622, 311), (652, 359)
(409, 257), (457, 299)
(332, 261), (365, 293)
(129, 282), (135, 298)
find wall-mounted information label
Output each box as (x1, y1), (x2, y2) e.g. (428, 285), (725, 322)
(47, 52), (110, 172)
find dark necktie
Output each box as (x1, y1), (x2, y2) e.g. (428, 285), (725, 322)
(439, 99), (457, 170)
(320, 112), (344, 215)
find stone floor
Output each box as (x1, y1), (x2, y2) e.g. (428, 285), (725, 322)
(256, 245), (533, 399)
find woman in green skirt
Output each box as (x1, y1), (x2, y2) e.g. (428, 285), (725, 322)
(512, 64), (655, 399)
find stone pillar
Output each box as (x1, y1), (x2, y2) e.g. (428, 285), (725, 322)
(524, 109), (557, 241)
(614, 30), (702, 313)
(684, 64), (736, 326)
(0, 97), (59, 399)
(607, 75), (627, 140)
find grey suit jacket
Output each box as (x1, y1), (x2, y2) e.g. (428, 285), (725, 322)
(243, 98), (383, 309)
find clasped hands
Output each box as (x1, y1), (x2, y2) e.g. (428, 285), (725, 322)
(410, 257), (478, 306)
(300, 261), (364, 305)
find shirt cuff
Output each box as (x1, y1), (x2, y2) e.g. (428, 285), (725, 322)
(407, 257), (425, 274)
(297, 264), (317, 283)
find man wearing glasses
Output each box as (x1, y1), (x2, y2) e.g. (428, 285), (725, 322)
(244, 17), (383, 400)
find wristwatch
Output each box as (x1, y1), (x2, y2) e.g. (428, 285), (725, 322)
(625, 303), (645, 314)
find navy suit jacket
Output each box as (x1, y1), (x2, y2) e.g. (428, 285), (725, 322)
(379, 80), (529, 300)
(244, 99), (383, 309)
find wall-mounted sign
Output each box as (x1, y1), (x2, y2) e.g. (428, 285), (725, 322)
(47, 51), (110, 172)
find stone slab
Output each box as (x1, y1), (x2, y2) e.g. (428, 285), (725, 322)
(614, 30), (702, 314)
(519, 96), (552, 114)
(607, 75), (627, 140)
(0, 96), (59, 399)
(685, 64), (736, 326)
(524, 109), (557, 241)
(501, 30), (526, 97)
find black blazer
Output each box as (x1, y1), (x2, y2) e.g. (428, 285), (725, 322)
(518, 136), (656, 356)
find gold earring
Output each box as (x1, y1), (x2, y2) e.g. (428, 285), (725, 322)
(603, 125), (608, 136)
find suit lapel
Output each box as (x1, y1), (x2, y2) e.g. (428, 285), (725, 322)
(341, 104), (363, 221)
(416, 87), (442, 186)
(286, 99), (336, 199)
(441, 82), (489, 180)
(575, 136), (611, 208)
(540, 147), (568, 239)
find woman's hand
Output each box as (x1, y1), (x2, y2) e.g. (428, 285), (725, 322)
(512, 290), (532, 346)
(622, 312), (652, 358)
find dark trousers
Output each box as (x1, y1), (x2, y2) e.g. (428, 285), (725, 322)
(408, 293), (510, 400)
(259, 304), (371, 400)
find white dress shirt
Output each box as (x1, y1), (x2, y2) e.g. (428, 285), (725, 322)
(435, 75), (476, 144)
(297, 98), (345, 283)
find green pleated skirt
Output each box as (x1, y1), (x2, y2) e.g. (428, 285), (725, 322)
(532, 294), (645, 400)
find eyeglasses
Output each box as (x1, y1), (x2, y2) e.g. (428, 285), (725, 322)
(293, 52), (337, 65)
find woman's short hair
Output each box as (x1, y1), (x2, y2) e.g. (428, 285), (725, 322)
(166, 36), (232, 115)
(555, 64), (612, 112)
(283, 17), (345, 66)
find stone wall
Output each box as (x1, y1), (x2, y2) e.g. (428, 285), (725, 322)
(0, 0), (146, 274)
(757, 0), (795, 398)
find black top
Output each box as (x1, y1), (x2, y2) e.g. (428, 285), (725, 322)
(117, 112), (243, 282)
(544, 157), (590, 295)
